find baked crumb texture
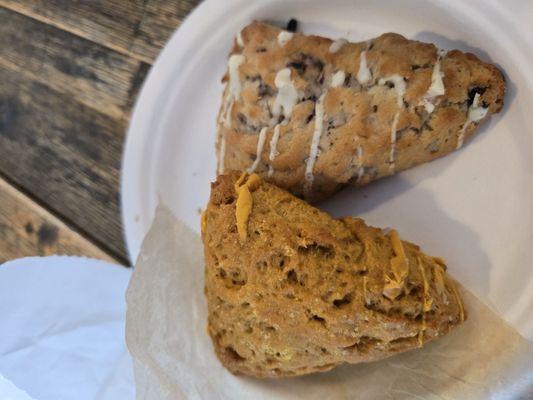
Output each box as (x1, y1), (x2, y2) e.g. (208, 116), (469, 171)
(202, 172), (466, 378)
(217, 22), (505, 201)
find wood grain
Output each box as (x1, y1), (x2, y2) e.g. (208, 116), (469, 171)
(0, 0), (201, 263)
(0, 62), (127, 262)
(131, 0), (202, 59)
(0, 0), (201, 63)
(0, 8), (149, 121)
(0, 176), (117, 264)
(0, 0), (147, 60)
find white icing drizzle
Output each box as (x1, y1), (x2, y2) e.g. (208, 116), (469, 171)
(456, 93), (489, 149)
(236, 30), (244, 47)
(218, 54), (245, 173)
(268, 124), (282, 177)
(273, 68), (298, 120)
(379, 75), (406, 107)
(420, 98), (435, 114)
(389, 112), (401, 171)
(305, 93), (327, 187)
(468, 94), (489, 122)
(220, 101), (234, 129)
(217, 135), (226, 174)
(426, 57), (445, 98)
(304, 64), (369, 188)
(261, 69), (297, 176)
(356, 146), (364, 181)
(247, 127), (268, 173)
(357, 51), (372, 85)
(418, 50), (446, 114)
(277, 31), (294, 47)
(228, 54), (245, 96)
(329, 38), (347, 53)
(379, 75), (406, 172)
(331, 70), (346, 88)
(219, 54), (245, 128)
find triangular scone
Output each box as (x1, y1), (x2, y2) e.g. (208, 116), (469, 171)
(202, 172), (465, 378)
(216, 21), (505, 201)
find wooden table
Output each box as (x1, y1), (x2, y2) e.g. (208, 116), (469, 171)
(0, 0), (200, 265)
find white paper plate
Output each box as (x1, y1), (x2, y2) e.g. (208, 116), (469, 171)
(121, 0), (533, 339)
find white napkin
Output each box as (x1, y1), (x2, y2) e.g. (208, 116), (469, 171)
(0, 256), (135, 400)
(0, 373), (35, 400)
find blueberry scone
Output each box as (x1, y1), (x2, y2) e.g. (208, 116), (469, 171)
(216, 21), (505, 201)
(201, 172), (465, 378)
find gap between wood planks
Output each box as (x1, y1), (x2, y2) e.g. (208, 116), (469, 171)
(0, 7), (152, 122)
(0, 1), (200, 263)
(0, 172), (122, 265)
(0, 1), (155, 64)
(0, 61), (129, 261)
(0, 51), (150, 124)
(0, 7), (144, 262)
(0, 0), (201, 64)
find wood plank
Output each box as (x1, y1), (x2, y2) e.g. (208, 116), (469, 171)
(0, 177), (118, 264)
(0, 8), (149, 121)
(0, 0), (148, 61)
(0, 63), (127, 263)
(0, 0), (201, 63)
(131, 0), (202, 59)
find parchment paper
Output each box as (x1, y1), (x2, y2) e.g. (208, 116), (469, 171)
(126, 205), (533, 399)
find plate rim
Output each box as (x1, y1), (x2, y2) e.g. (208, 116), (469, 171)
(121, 0), (235, 262)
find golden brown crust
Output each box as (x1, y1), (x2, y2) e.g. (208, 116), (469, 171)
(217, 22), (506, 201)
(202, 172), (465, 378)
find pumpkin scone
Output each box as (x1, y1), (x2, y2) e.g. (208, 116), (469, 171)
(216, 21), (505, 201)
(201, 172), (465, 378)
